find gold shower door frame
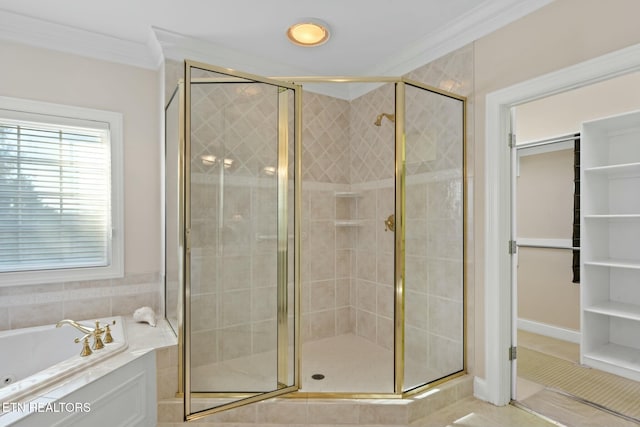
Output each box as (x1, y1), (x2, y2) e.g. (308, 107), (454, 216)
(396, 79), (467, 395)
(182, 60), (302, 421)
(177, 65), (467, 420)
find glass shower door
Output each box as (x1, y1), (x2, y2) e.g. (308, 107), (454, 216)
(400, 80), (465, 392)
(183, 61), (300, 420)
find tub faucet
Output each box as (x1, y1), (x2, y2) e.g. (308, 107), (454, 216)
(56, 319), (111, 356)
(56, 319), (94, 335)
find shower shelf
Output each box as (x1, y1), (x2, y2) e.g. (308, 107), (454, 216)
(334, 191), (361, 198)
(334, 220), (363, 227)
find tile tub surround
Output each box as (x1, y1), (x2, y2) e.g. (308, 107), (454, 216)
(0, 272), (162, 331)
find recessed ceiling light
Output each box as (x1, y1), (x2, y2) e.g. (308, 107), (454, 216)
(287, 19), (330, 47)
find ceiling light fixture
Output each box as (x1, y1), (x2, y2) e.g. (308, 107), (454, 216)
(286, 19), (330, 47)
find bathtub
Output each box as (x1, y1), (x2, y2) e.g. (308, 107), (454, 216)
(0, 316), (169, 426)
(0, 317), (127, 404)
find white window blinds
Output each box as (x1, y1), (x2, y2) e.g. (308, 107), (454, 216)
(0, 117), (112, 273)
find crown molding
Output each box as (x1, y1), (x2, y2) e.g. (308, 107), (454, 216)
(0, 0), (552, 92)
(371, 0), (553, 77)
(0, 9), (157, 69)
(342, 0), (554, 99)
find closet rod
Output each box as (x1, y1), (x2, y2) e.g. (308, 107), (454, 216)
(516, 133), (580, 150)
(517, 243), (580, 251)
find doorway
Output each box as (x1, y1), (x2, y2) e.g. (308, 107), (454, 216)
(509, 73), (640, 424)
(483, 42), (640, 408)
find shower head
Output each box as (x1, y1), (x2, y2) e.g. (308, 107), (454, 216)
(374, 113), (395, 126)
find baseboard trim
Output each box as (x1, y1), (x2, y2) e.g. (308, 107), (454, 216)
(473, 376), (489, 402)
(518, 318), (580, 343)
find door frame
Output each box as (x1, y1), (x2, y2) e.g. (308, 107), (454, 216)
(481, 42), (640, 405)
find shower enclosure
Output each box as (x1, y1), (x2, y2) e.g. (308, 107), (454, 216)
(165, 60), (466, 421)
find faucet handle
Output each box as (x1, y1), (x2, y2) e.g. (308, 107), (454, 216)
(92, 327), (105, 350)
(74, 334), (93, 357)
(94, 320), (104, 334)
(104, 324), (113, 343)
(91, 319), (116, 348)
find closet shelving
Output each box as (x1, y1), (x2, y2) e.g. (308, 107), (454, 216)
(581, 110), (640, 381)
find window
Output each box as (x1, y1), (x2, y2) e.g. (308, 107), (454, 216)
(0, 97), (123, 286)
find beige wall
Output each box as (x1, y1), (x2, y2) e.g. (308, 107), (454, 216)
(516, 71), (640, 141)
(517, 150), (573, 240)
(0, 40), (161, 329)
(473, 0), (640, 377)
(516, 150), (579, 331)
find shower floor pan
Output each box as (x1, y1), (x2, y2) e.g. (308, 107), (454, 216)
(190, 333), (447, 394)
(190, 334), (392, 393)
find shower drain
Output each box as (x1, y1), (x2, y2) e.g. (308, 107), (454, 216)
(311, 373), (325, 380)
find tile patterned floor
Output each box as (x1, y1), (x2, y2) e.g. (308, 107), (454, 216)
(409, 397), (556, 427)
(516, 330), (640, 427)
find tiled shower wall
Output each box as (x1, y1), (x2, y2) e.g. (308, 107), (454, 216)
(301, 91), (352, 342)
(403, 87), (465, 384)
(406, 44), (474, 375)
(164, 43), (474, 371)
(301, 84), (397, 350)
(348, 83), (396, 351)
(301, 44), (472, 380)
(186, 79), (290, 368)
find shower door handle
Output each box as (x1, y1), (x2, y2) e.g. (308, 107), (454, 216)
(384, 214), (395, 232)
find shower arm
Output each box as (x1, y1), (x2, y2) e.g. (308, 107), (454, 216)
(374, 113), (396, 126)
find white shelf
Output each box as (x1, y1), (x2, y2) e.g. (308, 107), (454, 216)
(584, 301), (640, 322)
(584, 214), (640, 221)
(583, 343), (640, 379)
(584, 259), (640, 269)
(584, 162), (640, 178)
(334, 191), (361, 198)
(334, 220), (362, 227)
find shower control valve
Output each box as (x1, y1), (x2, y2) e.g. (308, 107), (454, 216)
(384, 214), (395, 232)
